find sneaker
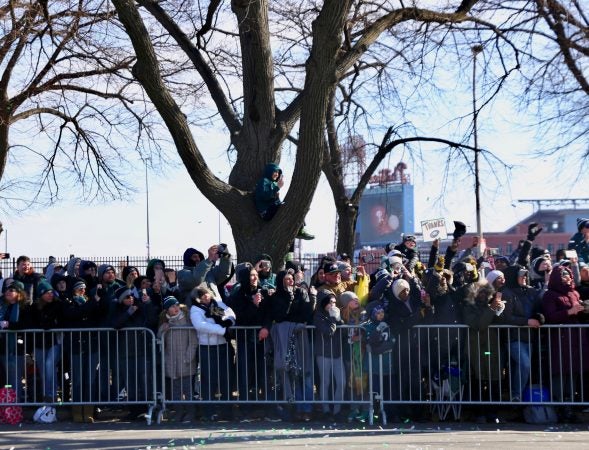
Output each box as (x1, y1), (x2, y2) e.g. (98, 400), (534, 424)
(356, 411), (370, 423)
(296, 228), (315, 240)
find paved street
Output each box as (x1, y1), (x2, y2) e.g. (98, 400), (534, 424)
(2, 420), (589, 449)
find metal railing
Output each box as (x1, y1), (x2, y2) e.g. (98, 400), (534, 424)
(1, 324), (588, 425)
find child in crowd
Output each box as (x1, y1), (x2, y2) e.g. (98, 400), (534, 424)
(254, 163), (314, 240)
(340, 291), (368, 422)
(158, 296), (198, 423)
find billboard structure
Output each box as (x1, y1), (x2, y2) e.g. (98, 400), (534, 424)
(354, 164), (414, 249)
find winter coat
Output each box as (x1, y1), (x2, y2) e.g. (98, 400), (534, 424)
(386, 277), (429, 337)
(21, 299), (66, 350)
(158, 306), (198, 379)
(317, 280), (357, 308)
(189, 299), (235, 346)
(501, 265), (544, 343)
(177, 250), (233, 306)
(229, 268), (271, 331)
(568, 232), (589, 264)
(254, 163), (282, 215)
(61, 296), (107, 354)
(12, 270), (44, 305)
(0, 299), (24, 355)
(269, 270), (315, 325)
(542, 265), (589, 374)
(461, 281), (505, 381)
(270, 321), (312, 375)
(363, 319), (395, 375)
(393, 242), (419, 272)
(313, 308), (344, 359)
(110, 296), (159, 357)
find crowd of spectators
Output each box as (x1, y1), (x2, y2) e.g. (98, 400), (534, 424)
(1, 218), (589, 425)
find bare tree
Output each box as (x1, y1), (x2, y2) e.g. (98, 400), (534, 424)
(108, 0), (498, 263)
(518, 0), (589, 157)
(0, 0), (153, 208)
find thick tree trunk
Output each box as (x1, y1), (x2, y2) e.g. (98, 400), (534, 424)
(335, 202), (359, 258)
(230, 0), (278, 190)
(0, 119), (8, 182)
(112, 0), (353, 265)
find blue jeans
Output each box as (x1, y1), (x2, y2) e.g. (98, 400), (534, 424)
(34, 344), (62, 401)
(509, 340), (531, 400)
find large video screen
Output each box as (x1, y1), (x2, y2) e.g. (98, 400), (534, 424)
(357, 190), (404, 247)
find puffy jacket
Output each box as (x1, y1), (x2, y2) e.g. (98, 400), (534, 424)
(189, 299), (235, 346)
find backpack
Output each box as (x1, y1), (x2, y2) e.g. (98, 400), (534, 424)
(0, 385), (23, 425)
(33, 406), (57, 423)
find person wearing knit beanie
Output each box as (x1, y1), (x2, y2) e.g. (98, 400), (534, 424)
(486, 270), (505, 289)
(317, 289), (337, 310)
(163, 296), (180, 310)
(392, 279), (410, 300)
(37, 280), (54, 298)
(114, 286), (134, 303)
(97, 264), (116, 282)
(71, 278), (86, 292)
(339, 291), (359, 309)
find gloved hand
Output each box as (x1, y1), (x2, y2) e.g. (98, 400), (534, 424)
(220, 319), (233, 328)
(329, 306), (341, 322)
(223, 327), (234, 341)
(527, 222), (543, 241)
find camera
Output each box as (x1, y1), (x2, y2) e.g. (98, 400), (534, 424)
(217, 243), (229, 256)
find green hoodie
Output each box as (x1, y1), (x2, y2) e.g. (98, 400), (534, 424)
(254, 163), (282, 214)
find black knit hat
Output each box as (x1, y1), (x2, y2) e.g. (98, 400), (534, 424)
(122, 266), (139, 281)
(317, 289), (336, 309)
(577, 218), (589, 232)
(115, 286), (134, 303)
(71, 278), (86, 292)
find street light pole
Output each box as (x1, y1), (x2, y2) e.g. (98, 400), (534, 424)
(217, 171), (222, 243)
(472, 44), (484, 255)
(144, 158), (151, 260)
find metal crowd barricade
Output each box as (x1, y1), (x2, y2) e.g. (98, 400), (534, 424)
(0, 327), (158, 423)
(157, 324), (374, 424)
(3, 324), (588, 425)
(368, 324), (589, 425)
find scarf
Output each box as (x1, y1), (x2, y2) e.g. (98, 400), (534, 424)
(72, 295), (87, 306)
(166, 310), (185, 323)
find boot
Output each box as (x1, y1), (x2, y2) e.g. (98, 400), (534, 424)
(71, 406), (84, 423)
(296, 227), (315, 240)
(83, 405), (95, 423)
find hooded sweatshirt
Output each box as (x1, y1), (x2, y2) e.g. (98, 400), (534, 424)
(254, 163), (282, 214)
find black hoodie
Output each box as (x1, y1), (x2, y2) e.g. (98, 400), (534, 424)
(229, 266), (271, 329)
(270, 270), (315, 325)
